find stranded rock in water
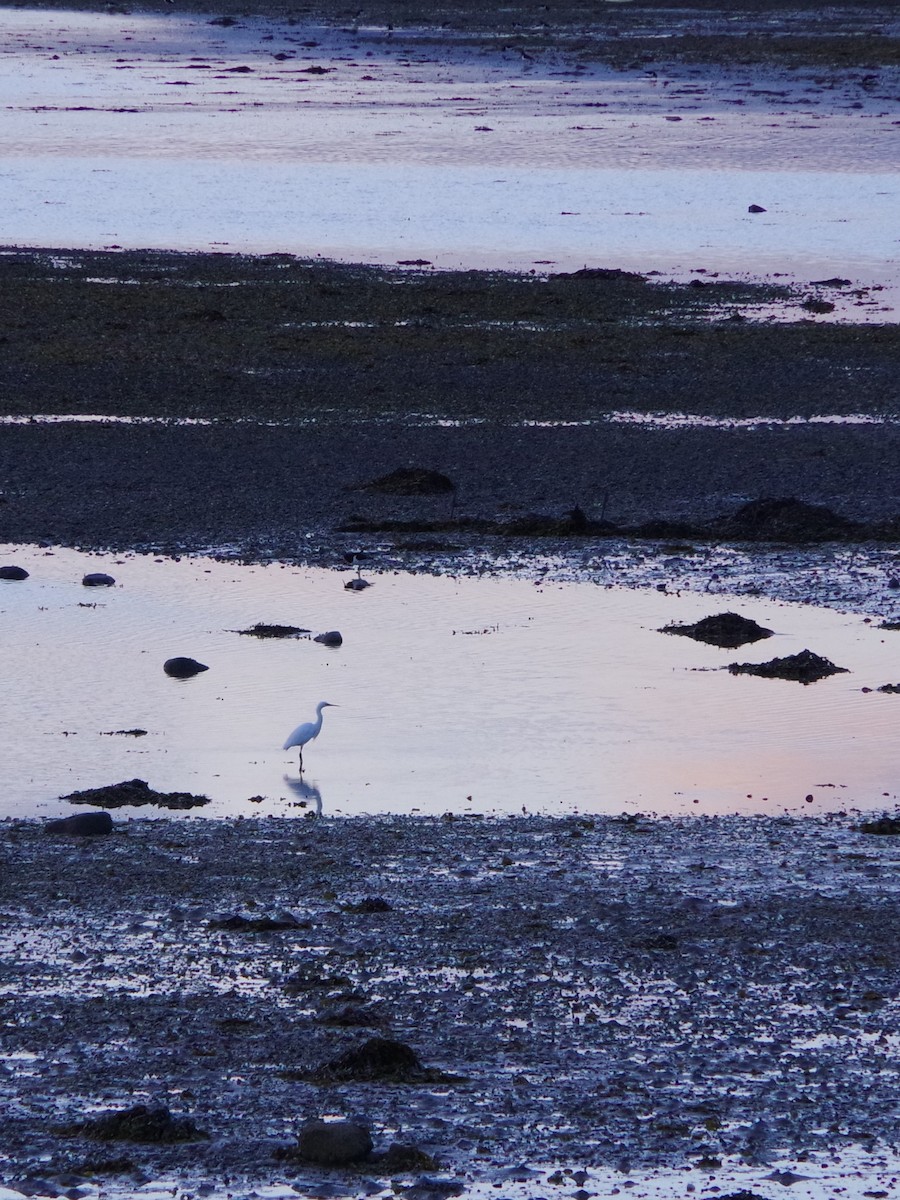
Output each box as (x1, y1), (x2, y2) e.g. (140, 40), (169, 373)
(314, 630), (343, 646)
(45, 811), (113, 836)
(296, 1119), (373, 1165)
(82, 572), (115, 587)
(0, 565), (29, 580)
(662, 611), (773, 649)
(728, 648), (848, 684)
(164, 656), (209, 678)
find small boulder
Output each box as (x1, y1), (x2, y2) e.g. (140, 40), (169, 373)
(344, 577), (371, 591)
(297, 1119), (373, 1165)
(164, 656), (209, 678)
(82, 573), (116, 587)
(748, 204), (767, 213)
(45, 811), (113, 836)
(315, 631), (343, 646)
(0, 565), (29, 580)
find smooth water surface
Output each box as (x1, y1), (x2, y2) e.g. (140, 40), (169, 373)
(2, 545), (899, 820)
(0, 8), (898, 315)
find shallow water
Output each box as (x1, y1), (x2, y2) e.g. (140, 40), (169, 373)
(3, 544), (900, 821)
(0, 8), (897, 318)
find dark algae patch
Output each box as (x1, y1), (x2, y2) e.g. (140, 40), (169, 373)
(62, 1104), (208, 1144)
(856, 815), (900, 835)
(235, 622), (310, 638)
(662, 612), (773, 648)
(728, 649), (848, 684)
(63, 778), (211, 810)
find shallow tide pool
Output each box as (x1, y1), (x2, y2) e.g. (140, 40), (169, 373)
(3, 545), (899, 821)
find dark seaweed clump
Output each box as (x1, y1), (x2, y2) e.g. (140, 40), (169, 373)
(728, 649), (848, 684)
(65, 1104), (207, 1144)
(63, 778), (210, 810)
(236, 622), (309, 638)
(856, 815), (900, 835)
(662, 612), (773, 648)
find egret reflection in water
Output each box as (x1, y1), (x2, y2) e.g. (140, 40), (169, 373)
(283, 773), (323, 817)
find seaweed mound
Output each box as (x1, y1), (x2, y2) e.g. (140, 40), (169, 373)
(73, 1104), (207, 1144)
(728, 649), (848, 684)
(663, 612), (773, 648)
(359, 468), (455, 495)
(706, 497), (860, 543)
(305, 1036), (462, 1085)
(236, 623), (308, 638)
(856, 815), (900, 835)
(63, 779), (210, 810)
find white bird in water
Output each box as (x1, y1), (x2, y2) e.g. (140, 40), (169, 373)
(283, 701), (337, 769)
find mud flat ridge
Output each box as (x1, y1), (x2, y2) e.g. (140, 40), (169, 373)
(1, 248), (900, 591)
(2, 813), (900, 1200)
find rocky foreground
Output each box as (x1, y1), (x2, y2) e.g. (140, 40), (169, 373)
(1, 813), (899, 1200)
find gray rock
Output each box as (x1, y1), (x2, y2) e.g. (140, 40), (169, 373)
(82, 573), (116, 587)
(45, 812), (113, 836)
(298, 1119), (373, 1165)
(164, 657), (209, 678)
(314, 631), (343, 646)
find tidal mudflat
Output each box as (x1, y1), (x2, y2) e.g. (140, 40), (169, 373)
(2, 2), (900, 1198)
(2, 813), (900, 1200)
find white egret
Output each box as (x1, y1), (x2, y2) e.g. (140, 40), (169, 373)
(283, 701), (337, 769)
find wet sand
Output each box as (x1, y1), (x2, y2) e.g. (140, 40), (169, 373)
(2, 812), (900, 1200)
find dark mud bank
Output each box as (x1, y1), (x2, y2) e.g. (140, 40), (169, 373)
(2, 814), (899, 1198)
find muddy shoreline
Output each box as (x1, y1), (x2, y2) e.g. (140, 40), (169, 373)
(2, 813), (900, 1200)
(6, 0), (899, 71)
(1, 248), (899, 589)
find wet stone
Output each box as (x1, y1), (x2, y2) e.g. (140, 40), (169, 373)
(163, 656), (209, 678)
(82, 572), (115, 587)
(296, 1119), (373, 1166)
(315, 630), (343, 645)
(45, 811), (113, 836)
(376, 1143), (439, 1173)
(0, 565), (29, 580)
